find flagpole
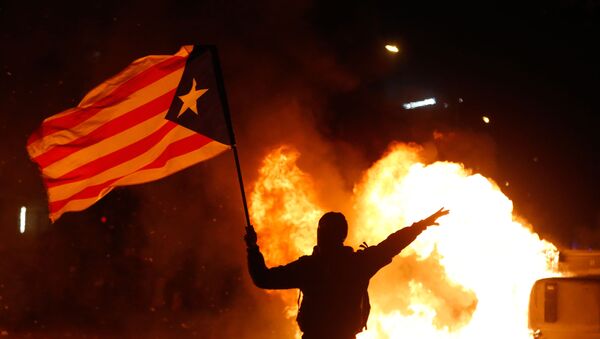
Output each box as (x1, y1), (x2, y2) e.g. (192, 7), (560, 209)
(208, 46), (252, 227)
(229, 143), (251, 227)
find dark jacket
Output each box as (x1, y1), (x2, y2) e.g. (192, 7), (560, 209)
(247, 223), (427, 338)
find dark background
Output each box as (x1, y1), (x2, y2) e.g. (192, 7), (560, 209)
(0, 0), (598, 337)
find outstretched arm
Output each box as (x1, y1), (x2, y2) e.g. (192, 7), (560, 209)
(245, 225), (306, 290)
(364, 208), (449, 272)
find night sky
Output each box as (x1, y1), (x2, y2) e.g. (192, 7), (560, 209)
(0, 0), (598, 336)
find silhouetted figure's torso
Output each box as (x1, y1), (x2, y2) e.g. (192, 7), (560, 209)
(247, 224), (427, 339)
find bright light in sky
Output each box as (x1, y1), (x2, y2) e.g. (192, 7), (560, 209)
(20, 206), (26, 234)
(402, 98), (436, 109)
(482, 116), (491, 123)
(385, 44), (399, 53)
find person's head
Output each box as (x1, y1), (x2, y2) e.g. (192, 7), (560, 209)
(317, 212), (348, 249)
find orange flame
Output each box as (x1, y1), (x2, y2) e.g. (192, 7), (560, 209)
(249, 146), (324, 318)
(250, 143), (558, 338)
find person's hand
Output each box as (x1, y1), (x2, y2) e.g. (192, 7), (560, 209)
(415, 207), (449, 228)
(244, 225), (258, 248)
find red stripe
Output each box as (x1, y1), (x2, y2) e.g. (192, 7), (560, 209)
(46, 121), (178, 188)
(28, 55), (186, 145)
(32, 89), (176, 168)
(48, 134), (213, 213)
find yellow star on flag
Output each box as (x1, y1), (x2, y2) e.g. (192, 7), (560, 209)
(177, 78), (208, 118)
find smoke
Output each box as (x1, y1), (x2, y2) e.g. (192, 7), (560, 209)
(0, 0), (362, 337)
(118, 1), (365, 337)
(0, 0), (574, 337)
(0, 2), (488, 334)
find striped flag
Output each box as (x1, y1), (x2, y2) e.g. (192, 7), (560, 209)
(27, 45), (232, 222)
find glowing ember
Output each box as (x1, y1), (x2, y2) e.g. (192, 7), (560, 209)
(250, 143), (558, 338)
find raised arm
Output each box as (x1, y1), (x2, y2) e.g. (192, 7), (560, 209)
(245, 225), (306, 290)
(363, 208), (449, 272)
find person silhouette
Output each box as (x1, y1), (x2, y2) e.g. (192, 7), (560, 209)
(245, 207), (449, 339)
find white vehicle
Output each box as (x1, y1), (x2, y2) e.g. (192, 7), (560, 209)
(529, 250), (600, 338)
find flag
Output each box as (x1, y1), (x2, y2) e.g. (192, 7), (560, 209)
(27, 45), (232, 222)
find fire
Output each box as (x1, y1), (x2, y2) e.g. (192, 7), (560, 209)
(249, 143), (558, 338)
(249, 146), (324, 318)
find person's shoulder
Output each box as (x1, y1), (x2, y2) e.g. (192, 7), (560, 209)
(348, 246), (371, 261)
(353, 244), (371, 254)
(295, 254), (314, 264)
(354, 244), (380, 259)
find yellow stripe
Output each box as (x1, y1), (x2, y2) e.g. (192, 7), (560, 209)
(49, 138), (227, 223)
(114, 141), (229, 186)
(42, 112), (169, 178)
(27, 69), (184, 158)
(47, 125), (197, 201)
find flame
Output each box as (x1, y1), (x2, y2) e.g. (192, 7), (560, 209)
(249, 146), (324, 318)
(250, 143), (558, 338)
